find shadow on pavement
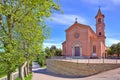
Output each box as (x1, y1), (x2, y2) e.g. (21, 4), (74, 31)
(32, 68), (85, 78)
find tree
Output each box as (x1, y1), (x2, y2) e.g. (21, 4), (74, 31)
(110, 44), (117, 54)
(38, 46), (62, 67)
(50, 45), (57, 56)
(37, 52), (47, 67)
(107, 48), (112, 57)
(45, 45), (62, 57)
(45, 47), (52, 57)
(0, 0), (60, 80)
(108, 43), (120, 58)
(55, 48), (62, 56)
(0, 5), (20, 80)
(116, 43), (120, 57)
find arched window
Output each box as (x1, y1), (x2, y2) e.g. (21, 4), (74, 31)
(65, 47), (66, 54)
(98, 18), (101, 23)
(93, 46), (96, 53)
(99, 32), (101, 35)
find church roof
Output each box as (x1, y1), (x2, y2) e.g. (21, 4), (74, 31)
(65, 22), (88, 31)
(95, 8), (104, 18)
(65, 22), (97, 36)
(62, 41), (66, 44)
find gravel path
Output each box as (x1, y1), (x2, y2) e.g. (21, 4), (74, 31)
(32, 62), (120, 80)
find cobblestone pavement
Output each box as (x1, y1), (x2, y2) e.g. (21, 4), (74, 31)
(32, 62), (120, 80)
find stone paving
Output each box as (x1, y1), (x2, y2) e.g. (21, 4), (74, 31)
(32, 62), (120, 80)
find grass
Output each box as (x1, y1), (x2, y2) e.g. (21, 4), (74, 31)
(15, 78), (21, 80)
(25, 74), (32, 80)
(41, 65), (47, 68)
(15, 74), (32, 80)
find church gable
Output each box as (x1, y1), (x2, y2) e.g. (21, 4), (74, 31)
(65, 22), (97, 39)
(65, 23), (90, 42)
(66, 22), (89, 33)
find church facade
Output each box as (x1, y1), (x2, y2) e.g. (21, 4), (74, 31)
(62, 9), (106, 58)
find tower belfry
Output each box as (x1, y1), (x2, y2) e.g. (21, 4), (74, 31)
(95, 8), (106, 44)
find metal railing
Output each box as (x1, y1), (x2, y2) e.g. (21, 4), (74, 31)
(48, 56), (120, 64)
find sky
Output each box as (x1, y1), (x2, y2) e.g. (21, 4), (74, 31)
(44, 0), (120, 49)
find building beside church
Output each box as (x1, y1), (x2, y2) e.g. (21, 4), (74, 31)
(62, 9), (106, 58)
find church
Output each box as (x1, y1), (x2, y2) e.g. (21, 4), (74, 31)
(62, 9), (106, 58)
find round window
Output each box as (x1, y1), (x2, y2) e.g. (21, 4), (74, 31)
(74, 33), (79, 39)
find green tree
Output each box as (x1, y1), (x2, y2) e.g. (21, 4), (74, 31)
(0, 0), (60, 80)
(0, 5), (19, 80)
(45, 45), (62, 57)
(110, 44), (117, 54)
(38, 46), (62, 67)
(109, 43), (120, 58)
(107, 48), (112, 57)
(55, 48), (62, 56)
(37, 52), (47, 67)
(116, 43), (120, 57)
(50, 45), (56, 56)
(45, 47), (52, 57)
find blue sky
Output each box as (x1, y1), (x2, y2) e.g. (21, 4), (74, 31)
(44, 0), (120, 48)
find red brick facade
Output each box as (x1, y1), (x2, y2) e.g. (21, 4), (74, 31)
(62, 9), (106, 58)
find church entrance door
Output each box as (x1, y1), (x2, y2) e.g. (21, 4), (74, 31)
(75, 47), (80, 56)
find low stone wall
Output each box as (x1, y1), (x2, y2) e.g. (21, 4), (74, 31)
(0, 72), (18, 80)
(0, 62), (28, 80)
(47, 59), (120, 77)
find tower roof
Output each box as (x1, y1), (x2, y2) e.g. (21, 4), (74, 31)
(95, 8), (104, 18)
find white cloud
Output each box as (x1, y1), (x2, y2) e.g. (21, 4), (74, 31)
(44, 38), (120, 48)
(45, 39), (57, 42)
(81, 0), (120, 11)
(81, 0), (120, 5)
(43, 42), (62, 49)
(81, 0), (101, 4)
(111, 0), (120, 5)
(106, 38), (120, 47)
(50, 13), (88, 26)
(43, 38), (63, 49)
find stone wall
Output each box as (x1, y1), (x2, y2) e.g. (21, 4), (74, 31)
(47, 59), (120, 77)
(0, 61), (28, 80)
(0, 72), (18, 80)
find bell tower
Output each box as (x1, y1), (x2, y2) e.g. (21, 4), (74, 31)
(95, 8), (106, 44)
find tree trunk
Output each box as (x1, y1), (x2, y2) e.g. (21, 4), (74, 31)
(18, 65), (24, 80)
(24, 62), (28, 77)
(26, 60), (32, 74)
(24, 66), (28, 77)
(29, 65), (32, 73)
(7, 71), (12, 80)
(27, 62), (30, 74)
